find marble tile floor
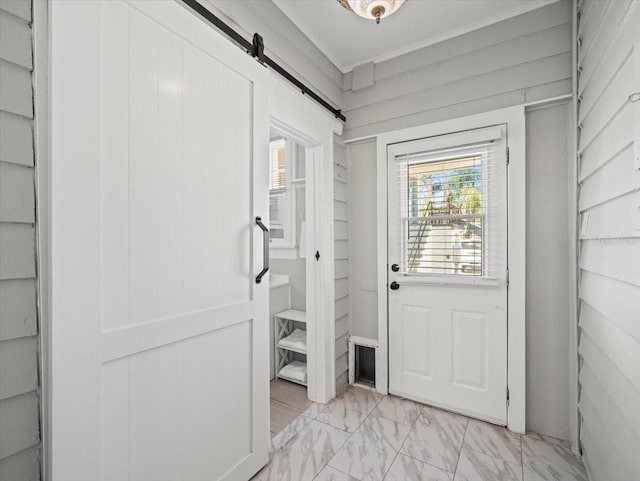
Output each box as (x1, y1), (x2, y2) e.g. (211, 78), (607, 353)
(256, 385), (587, 481)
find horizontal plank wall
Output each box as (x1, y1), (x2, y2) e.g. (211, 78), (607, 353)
(343, 0), (573, 140)
(0, 0), (41, 480)
(202, 0), (343, 108)
(334, 138), (350, 391)
(576, 1), (640, 480)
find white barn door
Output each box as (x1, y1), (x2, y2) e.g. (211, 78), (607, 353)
(49, 2), (270, 480)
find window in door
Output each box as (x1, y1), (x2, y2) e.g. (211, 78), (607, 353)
(398, 142), (498, 278)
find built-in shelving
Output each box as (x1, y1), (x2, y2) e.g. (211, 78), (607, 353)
(274, 309), (307, 386)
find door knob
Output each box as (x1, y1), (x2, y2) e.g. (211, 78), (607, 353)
(391, 264), (400, 272)
(390, 281), (400, 290)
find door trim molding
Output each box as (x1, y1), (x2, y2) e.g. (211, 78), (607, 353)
(375, 105), (526, 433)
(269, 75), (343, 403)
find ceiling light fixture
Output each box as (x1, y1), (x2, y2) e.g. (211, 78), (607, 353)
(338, 0), (406, 25)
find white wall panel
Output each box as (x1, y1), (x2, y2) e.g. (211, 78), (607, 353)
(0, 446), (40, 481)
(0, 337), (38, 400)
(579, 145), (639, 211)
(0, 392), (39, 460)
(335, 278), (349, 300)
(0, 60), (32, 118)
(334, 240), (349, 260)
(0, 112), (33, 166)
(580, 239), (640, 286)
(0, 162), (34, 223)
(0, 0), (30, 21)
(334, 260), (349, 280)
(579, 335), (640, 445)
(579, 271), (640, 341)
(0, 11), (32, 69)
(0, 279), (37, 341)
(0, 3), (39, 477)
(334, 140), (349, 391)
(579, 391), (635, 481)
(347, 52), (571, 130)
(345, 23), (571, 112)
(346, 80), (571, 141)
(369, 1), (571, 83)
(343, 1), (572, 139)
(579, 54), (635, 146)
(579, 102), (634, 180)
(334, 220), (348, 241)
(0, 224), (34, 280)
(577, 1), (640, 478)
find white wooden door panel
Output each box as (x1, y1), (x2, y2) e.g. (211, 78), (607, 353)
(400, 305), (433, 379)
(451, 309), (488, 390)
(156, 25), (184, 320)
(51, 1), (269, 480)
(101, 0), (131, 332)
(129, 7), (161, 326)
(387, 126), (508, 425)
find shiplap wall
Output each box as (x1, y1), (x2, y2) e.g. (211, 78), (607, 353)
(0, 0), (41, 480)
(334, 138), (350, 392)
(576, 1), (640, 480)
(203, 0), (343, 108)
(342, 0), (573, 140)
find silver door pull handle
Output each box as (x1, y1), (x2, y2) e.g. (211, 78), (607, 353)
(256, 216), (269, 284)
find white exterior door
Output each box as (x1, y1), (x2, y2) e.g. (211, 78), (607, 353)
(387, 126), (509, 425)
(50, 2), (270, 480)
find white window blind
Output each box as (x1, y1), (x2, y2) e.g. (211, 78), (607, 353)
(269, 137), (298, 248)
(395, 139), (504, 279)
(270, 139), (287, 191)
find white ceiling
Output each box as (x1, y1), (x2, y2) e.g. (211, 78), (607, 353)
(273, 0), (560, 73)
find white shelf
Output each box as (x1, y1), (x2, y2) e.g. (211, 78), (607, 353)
(277, 370), (307, 387)
(277, 341), (307, 355)
(274, 309), (307, 324)
(274, 310), (308, 387)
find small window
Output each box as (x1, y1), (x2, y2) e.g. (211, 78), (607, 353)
(270, 139), (287, 192)
(269, 138), (296, 249)
(400, 143), (495, 278)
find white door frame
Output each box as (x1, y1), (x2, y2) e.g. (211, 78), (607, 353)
(269, 76), (343, 403)
(375, 105), (526, 433)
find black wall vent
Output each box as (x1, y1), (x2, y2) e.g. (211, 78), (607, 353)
(355, 345), (376, 388)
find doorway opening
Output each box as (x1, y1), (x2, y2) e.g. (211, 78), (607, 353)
(267, 128), (313, 439)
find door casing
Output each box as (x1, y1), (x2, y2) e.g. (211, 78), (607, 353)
(269, 76), (344, 403)
(375, 106), (526, 433)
